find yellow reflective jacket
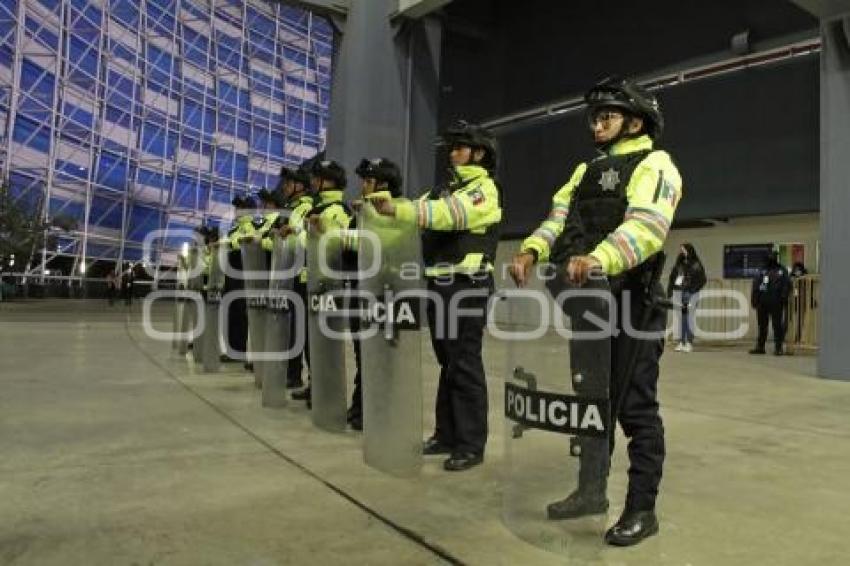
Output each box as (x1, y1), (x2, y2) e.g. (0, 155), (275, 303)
(521, 135), (682, 276)
(341, 190), (397, 251)
(260, 194), (315, 251)
(396, 164), (502, 276)
(224, 215), (255, 251)
(299, 189), (351, 282)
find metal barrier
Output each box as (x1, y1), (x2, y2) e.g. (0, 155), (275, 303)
(674, 276), (820, 352)
(787, 275), (819, 353)
(0, 272), (159, 301)
(685, 278), (755, 343)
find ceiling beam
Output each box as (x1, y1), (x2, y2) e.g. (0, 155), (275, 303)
(790, 0), (850, 19)
(269, 0), (349, 19)
(389, 0), (453, 22)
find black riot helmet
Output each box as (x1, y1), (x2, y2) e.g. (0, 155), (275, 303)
(310, 158), (347, 190)
(585, 77), (664, 140)
(257, 188), (277, 206)
(258, 187), (287, 208)
(280, 165), (310, 187)
(438, 120), (498, 172)
(194, 224), (220, 245)
(355, 157), (402, 197)
(231, 195), (257, 210)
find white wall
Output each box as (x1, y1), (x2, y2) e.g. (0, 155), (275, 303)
(491, 213), (820, 342)
(662, 213), (819, 280)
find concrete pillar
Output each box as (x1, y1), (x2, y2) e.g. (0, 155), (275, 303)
(325, 0), (442, 197)
(818, 14), (850, 379)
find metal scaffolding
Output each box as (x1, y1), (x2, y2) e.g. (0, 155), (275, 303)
(0, 0), (333, 277)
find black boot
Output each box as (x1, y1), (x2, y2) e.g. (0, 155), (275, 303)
(443, 452), (483, 471)
(749, 347), (766, 355)
(547, 489), (609, 520)
(422, 436), (452, 455)
(604, 510), (659, 546)
(347, 404), (362, 431)
(292, 386), (311, 402)
(349, 414), (362, 431)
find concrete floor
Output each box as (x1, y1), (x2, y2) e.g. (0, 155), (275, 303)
(1, 299), (849, 565)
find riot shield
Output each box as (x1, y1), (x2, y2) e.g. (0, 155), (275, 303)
(173, 254), (191, 356)
(502, 266), (612, 556)
(202, 244), (226, 373)
(187, 246), (205, 365)
(307, 226), (349, 432)
(357, 203), (424, 476)
(241, 240), (269, 388)
(261, 232), (302, 407)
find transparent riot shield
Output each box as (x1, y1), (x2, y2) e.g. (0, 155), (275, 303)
(202, 244), (226, 373)
(173, 253), (191, 355)
(357, 202), (424, 476)
(241, 240), (269, 388)
(307, 226), (349, 432)
(502, 267), (613, 556)
(187, 246), (205, 365)
(262, 231), (302, 408)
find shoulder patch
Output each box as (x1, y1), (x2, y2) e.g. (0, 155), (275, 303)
(467, 186), (486, 206)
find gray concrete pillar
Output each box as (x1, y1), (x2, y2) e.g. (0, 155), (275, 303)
(325, 1), (442, 197)
(818, 14), (850, 380)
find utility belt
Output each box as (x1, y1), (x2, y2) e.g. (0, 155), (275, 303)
(608, 253), (671, 311)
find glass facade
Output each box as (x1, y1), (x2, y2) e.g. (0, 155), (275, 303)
(0, 0), (333, 271)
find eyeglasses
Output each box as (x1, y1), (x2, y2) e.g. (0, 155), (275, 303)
(587, 110), (624, 127)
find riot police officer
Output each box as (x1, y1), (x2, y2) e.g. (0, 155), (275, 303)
(344, 157), (405, 431)
(196, 224), (220, 294)
(510, 77), (682, 546)
(750, 251), (791, 355)
(291, 158), (352, 406)
(221, 196), (256, 362)
(274, 165), (315, 389)
(373, 121), (503, 471)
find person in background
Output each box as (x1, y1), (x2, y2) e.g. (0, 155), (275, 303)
(791, 261), (807, 278)
(106, 270), (117, 306)
(121, 262), (135, 306)
(750, 251), (791, 356)
(667, 243), (706, 352)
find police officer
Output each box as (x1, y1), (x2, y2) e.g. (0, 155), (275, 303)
(291, 158), (352, 406)
(220, 196), (256, 362)
(344, 157), (405, 431)
(510, 77), (682, 546)
(373, 121), (503, 472)
(274, 165), (315, 389)
(196, 224), (220, 295)
(749, 251), (791, 355)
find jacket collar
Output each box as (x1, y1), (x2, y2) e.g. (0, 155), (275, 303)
(453, 164), (488, 182)
(288, 194), (313, 207)
(317, 190), (344, 204)
(607, 134), (653, 156)
(364, 190), (393, 201)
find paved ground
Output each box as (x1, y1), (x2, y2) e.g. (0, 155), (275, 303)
(1, 299), (848, 565)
